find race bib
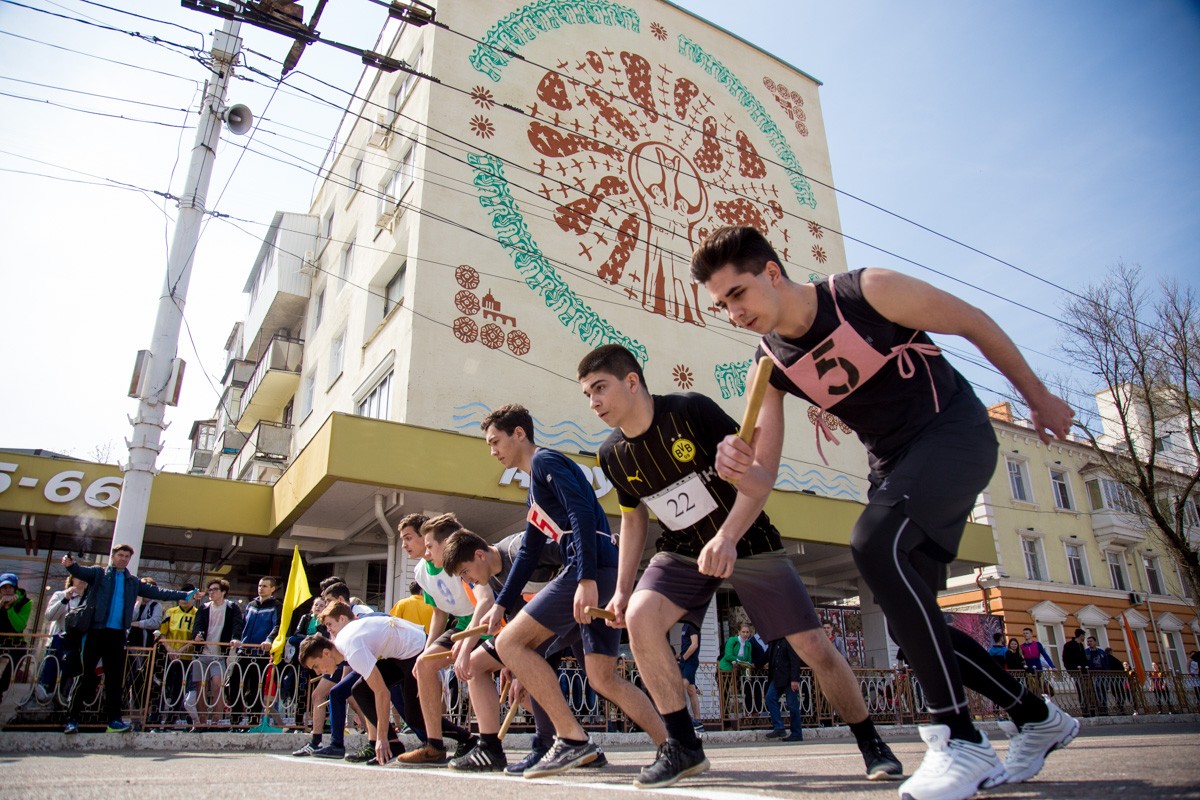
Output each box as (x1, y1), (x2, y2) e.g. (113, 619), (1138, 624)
(642, 473), (718, 531)
(528, 502), (569, 542)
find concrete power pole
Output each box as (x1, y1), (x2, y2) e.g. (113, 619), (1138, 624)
(112, 18), (246, 574)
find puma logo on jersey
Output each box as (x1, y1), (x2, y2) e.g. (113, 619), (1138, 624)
(627, 470), (644, 484)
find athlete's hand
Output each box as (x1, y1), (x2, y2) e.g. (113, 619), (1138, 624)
(573, 579), (598, 625)
(605, 590), (629, 629)
(481, 604), (505, 635)
(375, 736), (392, 765)
(454, 645), (472, 682)
(698, 532), (738, 579)
(1026, 387), (1075, 444)
(715, 433), (755, 484)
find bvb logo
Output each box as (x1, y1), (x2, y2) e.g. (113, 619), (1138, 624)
(672, 438), (697, 463)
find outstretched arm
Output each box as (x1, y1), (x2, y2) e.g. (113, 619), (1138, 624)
(860, 268), (1074, 444)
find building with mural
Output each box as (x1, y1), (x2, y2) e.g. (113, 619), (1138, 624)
(938, 402), (1199, 676)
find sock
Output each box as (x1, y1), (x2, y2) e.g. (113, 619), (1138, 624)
(936, 710), (982, 744)
(310, 733), (322, 746)
(480, 732), (501, 748)
(848, 717), (879, 747)
(1008, 690), (1050, 729)
(428, 737), (445, 751)
(562, 736), (588, 747)
(664, 708), (700, 748)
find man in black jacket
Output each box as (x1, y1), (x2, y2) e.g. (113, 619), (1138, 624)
(1062, 629), (1090, 715)
(61, 547), (194, 733)
(765, 638), (804, 742)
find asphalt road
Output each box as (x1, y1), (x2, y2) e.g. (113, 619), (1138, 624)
(3, 722), (1199, 800)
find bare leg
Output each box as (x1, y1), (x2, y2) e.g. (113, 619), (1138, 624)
(495, 614), (582, 739)
(626, 590), (689, 715)
(466, 648), (505, 734)
(414, 646), (448, 744)
(584, 652), (667, 744)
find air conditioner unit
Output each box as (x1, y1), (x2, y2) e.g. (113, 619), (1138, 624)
(367, 113), (392, 149)
(376, 197), (398, 230)
(300, 249), (316, 276)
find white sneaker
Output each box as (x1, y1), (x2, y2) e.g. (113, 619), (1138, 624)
(997, 700), (1080, 784)
(898, 725), (1005, 800)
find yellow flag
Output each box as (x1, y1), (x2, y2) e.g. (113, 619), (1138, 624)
(271, 546), (312, 664)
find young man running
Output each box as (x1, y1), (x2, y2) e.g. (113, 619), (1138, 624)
(299, 602), (425, 766)
(693, 225), (1079, 800)
(480, 404), (667, 778)
(395, 513), (477, 765)
(578, 343), (902, 788)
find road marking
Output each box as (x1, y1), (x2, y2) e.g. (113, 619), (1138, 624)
(271, 755), (791, 800)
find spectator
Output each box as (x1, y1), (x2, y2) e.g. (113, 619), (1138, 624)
(987, 633), (1008, 668)
(321, 583), (374, 618)
(822, 621), (848, 661)
(155, 585), (198, 726)
(764, 637), (803, 742)
(230, 576), (281, 724)
(389, 581), (434, 633)
(36, 575), (86, 703)
(0, 572), (32, 703)
(1062, 629), (1088, 714)
(678, 621), (703, 732)
(61, 548), (193, 733)
(1020, 627), (1054, 671)
(1084, 636), (1108, 715)
(719, 623), (756, 722)
(125, 578), (165, 707)
(188, 577), (243, 729)
(1005, 638), (1025, 671)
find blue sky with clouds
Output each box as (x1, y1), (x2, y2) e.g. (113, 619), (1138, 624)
(0, 0), (1196, 467)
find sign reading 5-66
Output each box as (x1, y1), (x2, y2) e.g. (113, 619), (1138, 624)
(0, 462), (123, 508)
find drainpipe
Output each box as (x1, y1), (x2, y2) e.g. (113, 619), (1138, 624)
(976, 568), (991, 616)
(375, 494), (398, 610)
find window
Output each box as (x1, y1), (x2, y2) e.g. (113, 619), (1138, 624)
(356, 371), (392, 420)
(1049, 469), (1073, 510)
(389, 48), (422, 114)
(329, 330), (345, 386)
(1021, 536), (1044, 581)
(1182, 496), (1199, 528)
(1153, 433), (1171, 453)
(350, 159), (363, 192)
(310, 288), (324, 333)
(319, 207), (334, 252)
(1143, 555), (1164, 595)
(339, 242), (355, 289)
(1086, 478), (1140, 515)
(1178, 565), (1194, 600)
(384, 263), (406, 316)
(1036, 624), (1061, 669)
(1107, 550), (1129, 591)
(380, 147), (417, 219)
(1006, 458), (1031, 502)
(299, 371), (316, 419)
(1065, 542), (1089, 586)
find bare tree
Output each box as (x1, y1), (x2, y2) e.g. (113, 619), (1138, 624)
(1061, 263), (1200, 609)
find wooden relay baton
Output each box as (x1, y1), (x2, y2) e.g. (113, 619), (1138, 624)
(450, 624), (489, 642)
(585, 606), (616, 621)
(739, 358), (774, 444)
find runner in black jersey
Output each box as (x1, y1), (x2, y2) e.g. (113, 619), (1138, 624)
(578, 344), (902, 789)
(693, 225), (1079, 800)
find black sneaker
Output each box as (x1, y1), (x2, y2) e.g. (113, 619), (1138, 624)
(634, 738), (710, 789)
(449, 741), (508, 772)
(311, 743), (346, 759)
(765, 728), (786, 739)
(345, 743), (376, 763)
(582, 746), (607, 769)
(861, 736), (903, 781)
(505, 745), (548, 775)
(452, 736), (478, 760)
(523, 738), (600, 778)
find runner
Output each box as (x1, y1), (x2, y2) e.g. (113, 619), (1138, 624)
(480, 404), (667, 779)
(692, 225), (1079, 800)
(578, 343), (902, 789)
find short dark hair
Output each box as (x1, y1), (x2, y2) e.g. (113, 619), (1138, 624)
(441, 529), (490, 577)
(322, 582), (351, 602)
(260, 576), (279, 588)
(993, 632), (1004, 643)
(299, 634), (335, 665)
(398, 513), (429, 535)
(319, 600), (354, 623)
(577, 344), (647, 391)
(206, 578), (230, 593)
(112, 543), (135, 556)
(481, 403), (535, 443)
(690, 224), (787, 283)
(318, 576), (344, 592)
(408, 580), (421, 595)
(421, 512), (463, 544)
(1074, 628), (1085, 638)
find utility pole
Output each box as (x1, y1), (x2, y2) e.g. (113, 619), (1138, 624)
(112, 18), (246, 574)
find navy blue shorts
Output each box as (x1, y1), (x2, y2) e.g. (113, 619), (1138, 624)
(520, 566), (620, 658)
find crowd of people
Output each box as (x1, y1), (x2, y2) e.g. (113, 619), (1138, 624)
(5, 225), (1110, 800)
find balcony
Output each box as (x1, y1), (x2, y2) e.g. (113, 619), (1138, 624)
(243, 212), (317, 363)
(222, 358), (255, 388)
(1091, 509), (1148, 549)
(189, 449), (213, 475)
(237, 336), (303, 434)
(231, 421), (293, 482)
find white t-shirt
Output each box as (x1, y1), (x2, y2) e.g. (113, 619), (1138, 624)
(202, 601), (228, 656)
(335, 615), (426, 679)
(414, 558), (474, 617)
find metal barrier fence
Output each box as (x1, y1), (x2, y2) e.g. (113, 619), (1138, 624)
(3, 632), (1198, 732)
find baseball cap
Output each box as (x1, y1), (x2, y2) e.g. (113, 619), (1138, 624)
(0, 573), (18, 589)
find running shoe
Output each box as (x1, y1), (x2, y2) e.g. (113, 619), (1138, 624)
(584, 746), (608, 769)
(453, 736), (478, 760)
(996, 700), (1079, 785)
(634, 738), (709, 789)
(63, 720), (79, 735)
(311, 743), (346, 758)
(448, 740), (508, 772)
(860, 736), (903, 780)
(898, 725), (1005, 800)
(523, 738), (600, 778)
(106, 720), (132, 733)
(505, 745), (549, 775)
(292, 742), (318, 757)
(395, 743), (448, 765)
(765, 728), (786, 739)
(344, 743), (376, 763)
(781, 732), (803, 743)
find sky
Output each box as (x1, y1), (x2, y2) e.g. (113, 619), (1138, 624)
(0, 0), (1197, 471)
